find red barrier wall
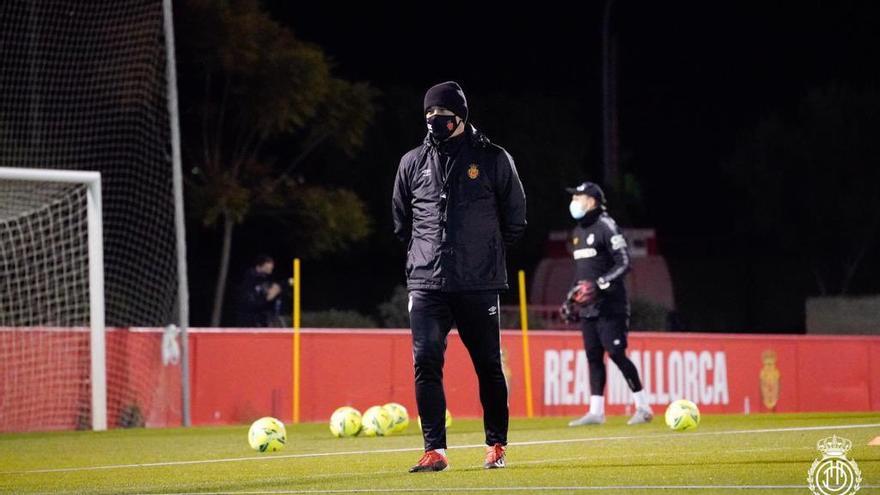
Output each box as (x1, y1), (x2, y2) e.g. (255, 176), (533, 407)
(0, 327), (181, 432)
(3, 327), (879, 431)
(187, 329), (880, 425)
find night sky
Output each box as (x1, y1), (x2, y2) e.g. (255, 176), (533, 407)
(272, 1), (879, 220)
(191, 1), (880, 331)
(269, 1), (880, 225)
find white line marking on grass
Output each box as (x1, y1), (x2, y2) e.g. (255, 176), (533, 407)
(5, 422), (879, 475)
(145, 486), (880, 494)
(511, 422), (880, 448)
(511, 445), (815, 467)
(206, 446), (816, 487)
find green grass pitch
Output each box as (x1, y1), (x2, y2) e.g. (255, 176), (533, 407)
(1, 412), (878, 494)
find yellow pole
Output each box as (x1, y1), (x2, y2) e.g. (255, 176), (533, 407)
(292, 258), (301, 424)
(518, 270), (535, 418)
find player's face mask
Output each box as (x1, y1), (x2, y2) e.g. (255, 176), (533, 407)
(426, 114), (458, 141)
(570, 200), (588, 219)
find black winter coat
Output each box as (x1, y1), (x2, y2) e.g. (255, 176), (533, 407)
(392, 125), (527, 291)
(234, 268), (277, 327)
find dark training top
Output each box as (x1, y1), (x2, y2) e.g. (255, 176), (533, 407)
(570, 208), (631, 317)
(234, 268), (277, 327)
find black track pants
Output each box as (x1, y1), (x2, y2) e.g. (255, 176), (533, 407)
(409, 289), (509, 451)
(580, 315), (644, 396)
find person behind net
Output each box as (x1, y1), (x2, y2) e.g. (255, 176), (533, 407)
(392, 81), (527, 472)
(560, 182), (653, 426)
(235, 254), (282, 327)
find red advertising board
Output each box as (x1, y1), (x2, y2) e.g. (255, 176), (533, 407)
(186, 329), (880, 425)
(3, 327), (879, 431)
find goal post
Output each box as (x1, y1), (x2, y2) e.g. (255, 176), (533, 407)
(162, 0), (191, 428)
(0, 167), (106, 431)
(0, 0), (190, 431)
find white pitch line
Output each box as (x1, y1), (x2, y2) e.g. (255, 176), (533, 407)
(513, 445), (815, 467)
(512, 421), (880, 448)
(4, 422), (879, 475)
(174, 445), (823, 489)
(110, 445), (808, 495)
(143, 486), (880, 494)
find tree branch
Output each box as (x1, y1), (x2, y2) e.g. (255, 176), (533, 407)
(267, 131), (331, 192)
(230, 125), (265, 176)
(201, 69), (213, 168)
(213, 73), (231, 170)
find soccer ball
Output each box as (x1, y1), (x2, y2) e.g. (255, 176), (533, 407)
(382, 402), (409, 434)
(248, 416), (287, 452)
(665, 399), (700, 431)
(361, 405), (394, 437)
(417, 408), (452, 431)
(329, 406), (362, 437)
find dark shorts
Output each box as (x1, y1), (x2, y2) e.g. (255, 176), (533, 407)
(581, 315), (629, 353)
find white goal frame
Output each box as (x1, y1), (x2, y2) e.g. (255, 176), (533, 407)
(0, 166), (107, 431)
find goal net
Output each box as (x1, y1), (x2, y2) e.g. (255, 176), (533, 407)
(0, 0), (185, 432)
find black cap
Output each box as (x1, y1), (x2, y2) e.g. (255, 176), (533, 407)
(424, 81), (468, 121)
(565, 181), (606, 204)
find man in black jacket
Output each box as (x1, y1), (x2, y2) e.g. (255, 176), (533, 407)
(392, 81), (526, 472)
(234, 254), (282, 327)
(561, 182), (653, 427)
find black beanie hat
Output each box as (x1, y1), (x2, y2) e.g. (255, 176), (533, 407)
(424, 81), (468, 121)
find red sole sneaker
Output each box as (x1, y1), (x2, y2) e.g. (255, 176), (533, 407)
(409, 451), (449, 473)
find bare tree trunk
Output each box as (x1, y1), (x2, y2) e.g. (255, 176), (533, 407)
(210, 212), (235, 326)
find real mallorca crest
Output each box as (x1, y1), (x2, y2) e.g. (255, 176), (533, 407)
(467, 164), (479, 179)
(807, 435), (862, 495)
(760, 349), (780, 410)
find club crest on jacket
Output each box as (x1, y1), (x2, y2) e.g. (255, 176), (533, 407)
(468, 164), (480, 179)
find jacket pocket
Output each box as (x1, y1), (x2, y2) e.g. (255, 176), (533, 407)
(457, 236), (497, 283)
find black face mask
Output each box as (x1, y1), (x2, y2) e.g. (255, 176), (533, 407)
(426, 114), (458, 141)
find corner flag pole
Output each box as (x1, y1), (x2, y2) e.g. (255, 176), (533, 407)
(292, 258), (301, 423)
(518, 270), (535, 418)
